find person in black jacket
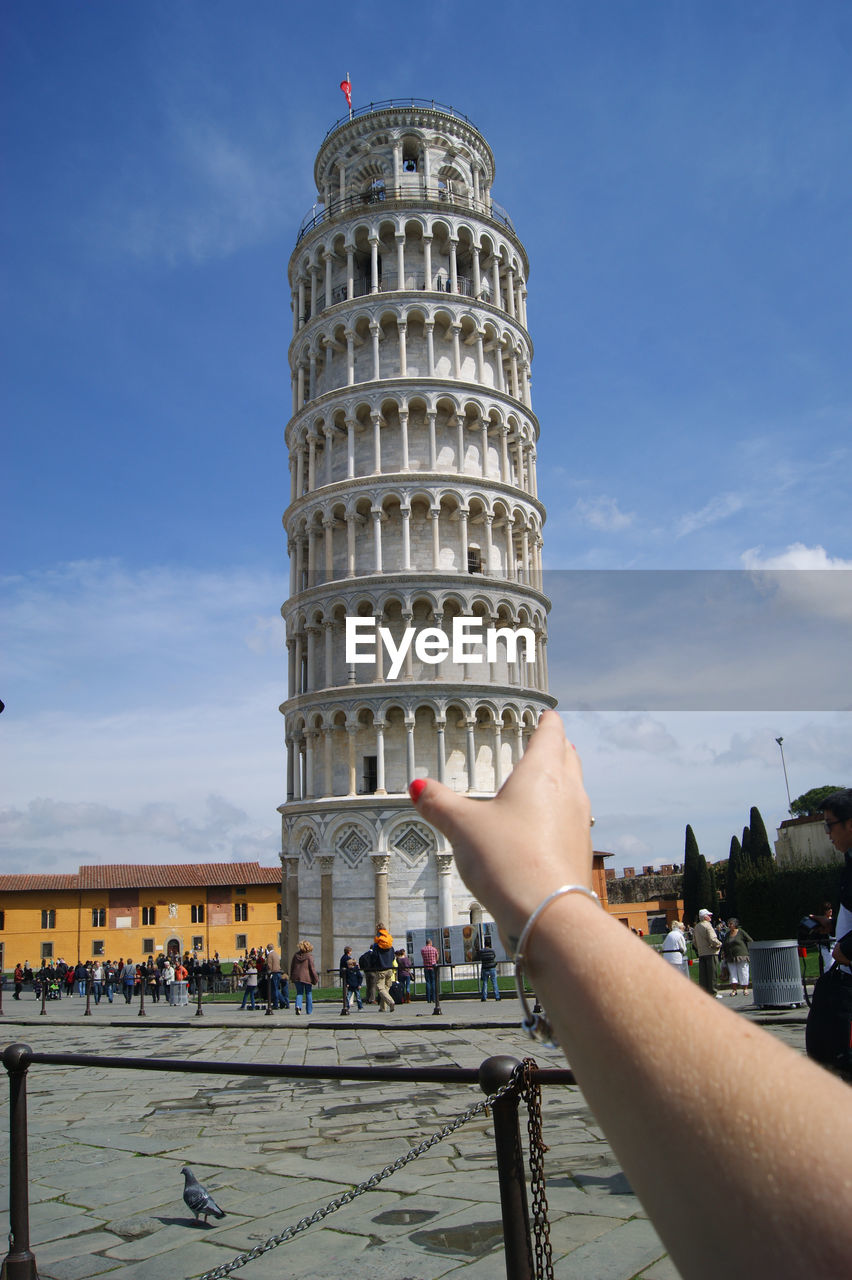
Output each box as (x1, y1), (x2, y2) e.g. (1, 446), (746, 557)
(344, 957), (364, 1011)
(475, 942), (500, 1001)
(370, 924), (396, 1012)
(819, 789), (852, 966)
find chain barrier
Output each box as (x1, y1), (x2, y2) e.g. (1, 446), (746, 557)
(518, 1057), (554, 1280)
(194, 1070), (524, 1280)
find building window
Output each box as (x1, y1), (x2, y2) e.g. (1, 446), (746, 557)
(92, 940), (105, 956)
(467, 546), (482, 574)
(236, 933), (247, 951)
(91, 907), (106, 928)
(234, 885), (246, 896)
(142, 938), (154, 953)
(191, 904), (204, 924)
(142, 906), (156, 926)
(276, 902), (282, 920)
(41, 942), (54, 960)
(0, 909), (4, 929)
(362, 755), (378, 794)
(192, 935), (203, 951)
(41, 908), (56, 930)
(234, 902), (248, 922)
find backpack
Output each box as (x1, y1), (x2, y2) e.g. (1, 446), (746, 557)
(358, 950), (376, 972)
(805, 965), (852, 1078)
(797, 915), (823, 946)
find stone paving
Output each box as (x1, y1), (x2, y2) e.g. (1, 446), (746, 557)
(0, 991), (807, 1280)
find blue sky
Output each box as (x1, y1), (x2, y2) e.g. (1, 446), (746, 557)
(2, 1), (850, 878)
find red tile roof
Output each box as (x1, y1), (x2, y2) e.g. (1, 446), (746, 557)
(0, 862), (282, 894)
(0, 874), (81, 893)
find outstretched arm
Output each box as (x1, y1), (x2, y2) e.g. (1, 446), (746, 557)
(410, 710), (851, 1280)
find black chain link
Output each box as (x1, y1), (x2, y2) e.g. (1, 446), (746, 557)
(519, 1057), (554, 1280)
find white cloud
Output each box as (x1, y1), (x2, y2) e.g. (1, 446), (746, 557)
(599, 714), (679, 755)
(0, 794), (264, 858)
(573, 496), (634, 532)
(741, 543), (852, 571)
(604, 833), (654, 862)
(0, 558), (286, 874)
(676, 492), (745, 538)
(572, 711), (850, 872)
(2, 558), (283, 712)
(739, 546), (852, 623)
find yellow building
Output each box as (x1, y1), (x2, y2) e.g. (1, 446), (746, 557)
(0, 862), (283, 971)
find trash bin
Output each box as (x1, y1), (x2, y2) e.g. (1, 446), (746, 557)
(749, 940), (803, 1008)
(170, 980), (189, 1006)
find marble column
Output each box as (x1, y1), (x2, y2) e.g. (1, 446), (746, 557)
(371, 853), (391, 929)
(464, 718), (478, 789)
(284, 855), (300, 965)
(319, 855), (335, 981)
(375, 720), (387, 794)
(436, 852), (455, 928)
(405, 716), (416, 785)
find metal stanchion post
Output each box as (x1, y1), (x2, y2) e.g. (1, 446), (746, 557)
(138, 975), (146, 1017)
(433, 962), (442, 1015)
(2, 1043), (40, 1280)
(479, 1054), (533, 1280)
(340, 972), (349, 1016)
(84, 975), (92, 1017)
(39, 975), (46, 1017)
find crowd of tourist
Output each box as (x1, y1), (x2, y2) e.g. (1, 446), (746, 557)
(12, 952), (227, 1003)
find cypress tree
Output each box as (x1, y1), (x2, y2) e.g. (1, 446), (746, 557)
(749, 806), (773, 867)
(698, 856), (713, 915)
(741, 825), (752, 864)
(727, 834), (743, 917)
(683, 825), (701, 924)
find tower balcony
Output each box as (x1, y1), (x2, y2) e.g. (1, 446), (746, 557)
(297, 185), (516, 244)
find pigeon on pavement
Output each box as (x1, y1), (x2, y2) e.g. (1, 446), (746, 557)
(181, 1166), (226, 1223)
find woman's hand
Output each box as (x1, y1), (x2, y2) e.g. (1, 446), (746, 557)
(410, 710), (593, 946)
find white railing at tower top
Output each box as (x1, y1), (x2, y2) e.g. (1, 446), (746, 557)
(297, 184), (516, 243)
(321, 98), (479, 141)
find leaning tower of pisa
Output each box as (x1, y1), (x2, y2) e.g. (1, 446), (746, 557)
(278, 99), (555, 975)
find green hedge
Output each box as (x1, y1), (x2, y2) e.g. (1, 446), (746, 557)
(735, 862), (842, 939)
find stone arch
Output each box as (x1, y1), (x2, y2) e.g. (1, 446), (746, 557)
(381, 812), (442, 861)
(326, 814), (376, 870)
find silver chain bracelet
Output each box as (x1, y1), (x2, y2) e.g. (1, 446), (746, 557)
(514, 883), (602, 1045)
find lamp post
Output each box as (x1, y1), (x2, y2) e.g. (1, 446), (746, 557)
(775, 736), (793, 814)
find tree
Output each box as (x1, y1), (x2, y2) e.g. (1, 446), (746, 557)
(708, 862), (718, 912)
(726, 834), (743, 917)
(697, 856), (713, 916)
(741, 825), (752, 863)
(683, 825), (701, 924)
(748, 806), (774, 866)
(790, 786), (844, 817)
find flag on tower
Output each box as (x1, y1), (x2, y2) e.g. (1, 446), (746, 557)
(340, 76), (352, 110)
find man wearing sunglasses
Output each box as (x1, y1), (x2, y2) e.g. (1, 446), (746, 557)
(819, 789), (852, 969)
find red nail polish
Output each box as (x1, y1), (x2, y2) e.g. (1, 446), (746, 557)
(409, 778), (428, 802)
